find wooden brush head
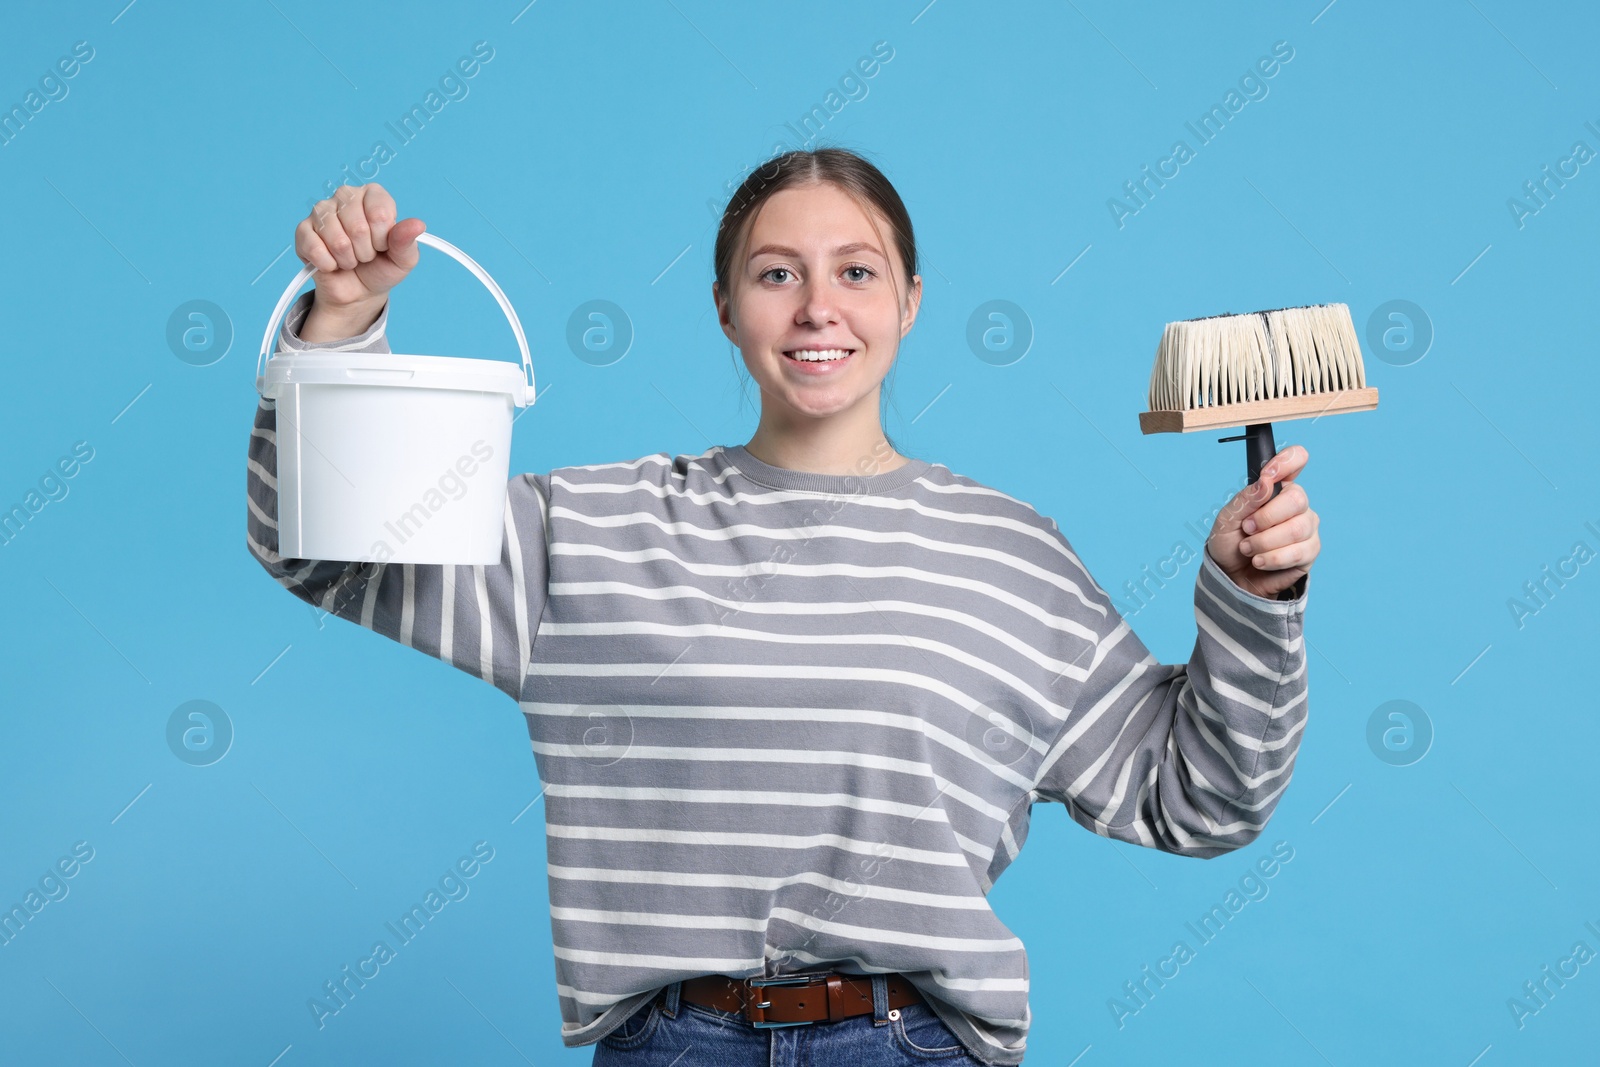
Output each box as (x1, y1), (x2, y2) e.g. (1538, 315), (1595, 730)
(1139, 302), (1379, 433)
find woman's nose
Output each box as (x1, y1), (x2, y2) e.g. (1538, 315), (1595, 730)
(797, 278), (838, 324)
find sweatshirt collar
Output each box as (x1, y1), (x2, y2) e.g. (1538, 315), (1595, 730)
(719, 444), (929, 495)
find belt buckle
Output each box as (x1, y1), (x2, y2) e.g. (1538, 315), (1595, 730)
(744, 973), (825, 1029)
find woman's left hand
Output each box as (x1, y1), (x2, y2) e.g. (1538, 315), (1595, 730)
(1206, 444), (1319, 599)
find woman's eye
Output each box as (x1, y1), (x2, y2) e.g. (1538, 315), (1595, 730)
(759, 265), (877, 284)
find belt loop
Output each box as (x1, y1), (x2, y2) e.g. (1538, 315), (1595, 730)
(871, 973), (890, 1026)
(663, 980), (681, 1018)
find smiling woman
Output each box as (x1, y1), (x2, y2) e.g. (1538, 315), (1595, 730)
(246, 146), (1314, 1067)
(711, 149), (922, 474)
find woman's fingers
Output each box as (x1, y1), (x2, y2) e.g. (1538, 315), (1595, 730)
(1264, 443), (1309, 484)
(1205, 444), (1319, 593)
(1243, 480), (1307, 536)
(365, 184), (397, 253)
(313, 195), (356, 270)
(336, 187), (375, 264)
(297, 185), (395, 271)
(1242, 445), (1310, 534)
(1249, 528), (1319, 571)
(1239, 509), (1319, 566)
(1216, 476), (1260, 527)
(383, 216), (425, 272)
(291, 184), (420, 315)
(294, 215), (337, 272)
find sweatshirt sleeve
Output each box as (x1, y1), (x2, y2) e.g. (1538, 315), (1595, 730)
(245, 291), (551, 703)
(1030, 532), (1309, 859)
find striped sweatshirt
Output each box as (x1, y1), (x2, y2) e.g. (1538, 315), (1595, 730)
(246, 292), (1310, 1065)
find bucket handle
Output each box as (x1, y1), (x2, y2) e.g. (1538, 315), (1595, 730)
(255, 231), (537, 407)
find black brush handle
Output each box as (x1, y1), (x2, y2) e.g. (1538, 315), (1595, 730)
(1245, 422), (1282, 499)
(1219, 423), (1283, 500)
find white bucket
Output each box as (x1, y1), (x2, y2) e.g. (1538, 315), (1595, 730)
(255, 233), (537, 566)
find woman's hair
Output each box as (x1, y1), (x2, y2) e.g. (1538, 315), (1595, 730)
(713, 145), (919, 461)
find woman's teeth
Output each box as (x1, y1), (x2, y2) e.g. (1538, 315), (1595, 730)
(785, 348), (853, 362)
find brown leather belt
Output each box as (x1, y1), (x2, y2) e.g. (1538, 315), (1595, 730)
(679, 971), (923, 1028)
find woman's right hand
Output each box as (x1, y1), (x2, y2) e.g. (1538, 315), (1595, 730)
(294, 183), (424, 342)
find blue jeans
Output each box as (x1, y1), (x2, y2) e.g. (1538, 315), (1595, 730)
(591, 976), (989, 1065)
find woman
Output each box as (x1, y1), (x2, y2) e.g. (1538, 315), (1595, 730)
(247, 148), (1316, 1065)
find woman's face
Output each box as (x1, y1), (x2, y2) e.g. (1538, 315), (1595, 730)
(715, 181), (921, 424)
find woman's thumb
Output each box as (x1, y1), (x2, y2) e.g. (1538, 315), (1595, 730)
(386, 217), (426, 272)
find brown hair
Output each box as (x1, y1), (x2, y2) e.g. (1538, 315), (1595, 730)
(713, 145), (919, 460)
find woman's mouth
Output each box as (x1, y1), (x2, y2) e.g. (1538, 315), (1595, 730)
(782, 347), (855, 371)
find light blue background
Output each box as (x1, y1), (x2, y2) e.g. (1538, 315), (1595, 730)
(2, 1), (1596, 1064)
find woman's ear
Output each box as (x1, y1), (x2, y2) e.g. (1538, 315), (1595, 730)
(900, 273), (923, 337)
(713, 280), (738, 344)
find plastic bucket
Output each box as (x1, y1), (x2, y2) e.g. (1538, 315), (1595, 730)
(255, 232), (537, 566)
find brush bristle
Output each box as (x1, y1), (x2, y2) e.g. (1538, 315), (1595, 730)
(1147, 303), (1367, 411)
